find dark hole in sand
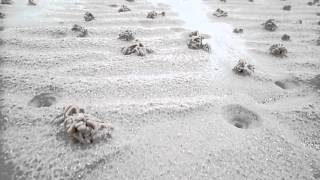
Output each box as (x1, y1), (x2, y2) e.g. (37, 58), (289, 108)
(0, 38), (4, 46)
(231, 117), (250, 129)
(275, 79), (300, 89)
(222, 104), (261, 129)
(310, 75), (320, 90)
(275, 81), (287, 89)
(28, 93), (56, 107)
(50, 30), (67, 38)
(109, 4), (118, 7)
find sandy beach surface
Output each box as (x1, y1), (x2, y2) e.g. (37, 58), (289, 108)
(0, 0), (320, 179)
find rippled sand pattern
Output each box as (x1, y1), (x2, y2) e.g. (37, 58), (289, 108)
(0, 0), (320, 179)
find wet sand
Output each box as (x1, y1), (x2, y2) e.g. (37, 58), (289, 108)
(0, 0), (320, 179)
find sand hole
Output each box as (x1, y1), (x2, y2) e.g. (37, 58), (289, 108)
(222, 104), (261, 129)
(28, 93), (56, 107)
(109, 4), (118, 7)
(50, 30), (67, 38)
(309, 75), (320, 90)
(231, 117), (250, 129)
(274, 79), (300, 89)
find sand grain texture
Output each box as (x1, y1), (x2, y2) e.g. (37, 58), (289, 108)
(0, 0), (320, 179)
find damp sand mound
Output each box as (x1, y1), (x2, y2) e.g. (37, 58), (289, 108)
(146, 11), (165, 19)
(71, 24), (88, 37)
(213, 8), (228, 17)
(121, 40), (154, 56)
(118, 5), (131, 13)
(118, 30), (135, 41)
(269, 44), (288, 57)
(84, 12), (95, 22)
(281, 34), (290, 41)
(232, 59), (255, 76)
(262, 19), (278, 31)
(187, 31), (211, 53)
(283, 5), (291, 11)
(57, 105), (113, 144)
(233, 28), (244, 34)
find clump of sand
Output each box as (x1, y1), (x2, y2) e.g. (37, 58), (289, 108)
(71, 24), (88, 37)
(121, 40), (154, 56)
(269, 44), (288, 57)
(232, 59), (255, 76)
(118, 5), (131, 12)
(84, 12), (95, 22)
(187, 31), (211, 53)
(281, 34), (290, 41)
(262, 19), (278, 31)
(62, 105), (113, 144)
(213, 8), (228, 17)
(118, 30), (135, 41)
(283, 5), (291, 11)
(233, 28), (244, 34)
(146, 11), (165, 19)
